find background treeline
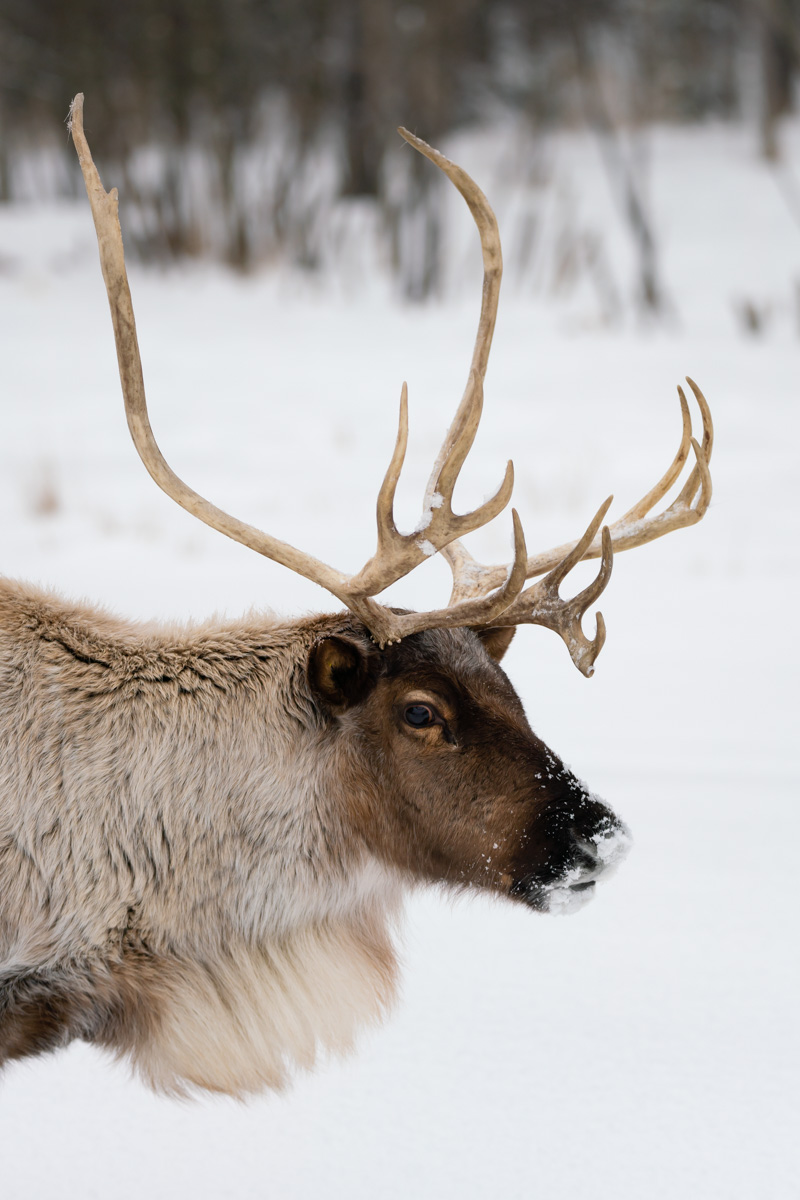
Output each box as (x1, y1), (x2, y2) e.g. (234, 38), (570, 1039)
(0, 0), (798, 294)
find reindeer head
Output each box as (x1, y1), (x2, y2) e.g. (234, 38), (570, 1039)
(306, 618), (630, 914)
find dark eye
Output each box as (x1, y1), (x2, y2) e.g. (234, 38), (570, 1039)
(404, 704), (436, 728)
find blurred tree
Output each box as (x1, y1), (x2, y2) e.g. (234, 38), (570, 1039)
(756, 0), (800, 159)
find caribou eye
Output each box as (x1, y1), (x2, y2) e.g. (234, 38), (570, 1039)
(404, 704), (436, 728)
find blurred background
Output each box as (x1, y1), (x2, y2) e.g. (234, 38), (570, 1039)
(0, 4), (798, 1199)
(1, 0), (799, 311)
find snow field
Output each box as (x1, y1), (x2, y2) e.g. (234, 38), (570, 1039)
(0, 121), (797, 1198)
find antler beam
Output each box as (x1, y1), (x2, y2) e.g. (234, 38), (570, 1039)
(69, 95), (530, 644)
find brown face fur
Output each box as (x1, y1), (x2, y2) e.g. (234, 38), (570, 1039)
(309, 622), (629, 913)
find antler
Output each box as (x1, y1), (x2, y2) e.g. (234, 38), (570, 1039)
(443, 379), (713, 675)
(445, 377), (712, 590)
(69, 95), (527, 646)
(69, 94), (712, 671)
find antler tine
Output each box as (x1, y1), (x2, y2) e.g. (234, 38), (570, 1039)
(427, 370), (515, 536)
(539, 496), (614, 593)
(618, 386), (692, 524)
(671, 378), (713, 510)
(397, 130), (511, 533)
(618, 377), (713, 528)
(397, 127), (502, 389)
(344, 129), (518, 604)
(600, 381), (712, 552)
(353, 370), (515, 598)
(493, 501), (615, 677)
(445, 498), (613, 674)
(443, 378), (714, 601)
(374, 383), (410, 554)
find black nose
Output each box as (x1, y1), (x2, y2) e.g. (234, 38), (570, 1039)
(510, 787), (632, 914)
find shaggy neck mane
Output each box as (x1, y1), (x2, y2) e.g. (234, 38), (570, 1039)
(0, 577), (402, 1096)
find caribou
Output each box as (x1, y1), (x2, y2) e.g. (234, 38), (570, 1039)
(0, 95), (712, 1097)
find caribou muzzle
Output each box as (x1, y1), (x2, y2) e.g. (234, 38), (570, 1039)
(510, 781), (632, 915)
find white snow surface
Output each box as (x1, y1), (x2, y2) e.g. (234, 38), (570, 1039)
(591, 820), (634, 868)
(0, 122), (798, 1198)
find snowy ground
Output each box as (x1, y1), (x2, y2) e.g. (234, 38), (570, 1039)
(0, 122), (798, 1198)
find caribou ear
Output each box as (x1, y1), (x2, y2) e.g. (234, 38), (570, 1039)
(308, 635), (380, 711)
(474, 625), (516, 662)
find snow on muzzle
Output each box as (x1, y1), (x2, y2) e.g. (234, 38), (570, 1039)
(509, 782), (632, 915)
